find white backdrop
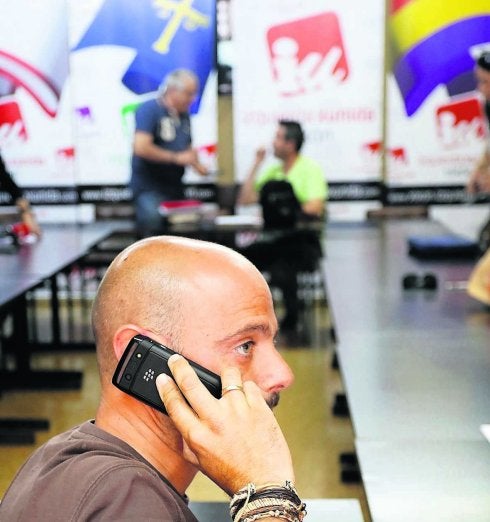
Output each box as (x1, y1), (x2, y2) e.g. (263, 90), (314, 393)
(0, 0), (217, 220)
(386, 0), (490, 205)
(232, 0), (384, 219)
(70, 0), (218, 188)
(0, 0), (74, 189)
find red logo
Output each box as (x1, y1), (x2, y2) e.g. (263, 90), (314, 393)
(266, 12), (348, 96)
(0, 99), (27, 144)
(390, 147), (407, 164)
(56, 147), (75, 159)
(436, 97), (484, 147)
(363, 141), (383, 156)
(362, 141), (408, 163)
(0, 50), (61, 117)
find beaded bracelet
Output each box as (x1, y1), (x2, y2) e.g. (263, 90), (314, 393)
(230, 481), (306, 522)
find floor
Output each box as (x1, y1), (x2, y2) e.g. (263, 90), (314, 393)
(0, 297), (371, 521)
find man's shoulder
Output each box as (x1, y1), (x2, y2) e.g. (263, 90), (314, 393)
(297, 155), (322, 171)
(136, 98), (166, 118)
(0, 421), (195, 521)
(136, 97), (159, 110)
(2, 421), (158, 487)
(294, 156), (326, 185)
(255, 162), (284, 190)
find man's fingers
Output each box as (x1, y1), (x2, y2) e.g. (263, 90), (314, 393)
(155, 373), (196, 424)
(167, 354), (218, 418)
(242, 380), (268, 408)
(220, 367), (243, 391)
(220, 367), (248, 408)
(181, 439), (200, 467)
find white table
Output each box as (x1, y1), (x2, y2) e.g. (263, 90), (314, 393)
(324, 220), (490, 520)
(190, 498), (364, 521)
(356, 439), (490, 522)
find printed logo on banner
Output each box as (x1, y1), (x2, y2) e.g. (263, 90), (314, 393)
(362, 141), (408, 164)
(74, 106), (97, 137)
(197, 143), (217, 172)
(266, 12), (349, 96)
(0, 49), (65, 118)
(74, 0), (215, 114)
(121, 101), (141, 138)
(56, 147), (75, 160)
(390, 146), (408, 164)
(55, 147), (76, 174)
(390, 1), (490, 116)
(0, 98), (27, 145)
(363, 141), (383, 157)
(75, 106), (94, 123)
(435, 98), (485, 148)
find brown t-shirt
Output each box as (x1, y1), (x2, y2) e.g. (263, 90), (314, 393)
(0, 420), (198, 522)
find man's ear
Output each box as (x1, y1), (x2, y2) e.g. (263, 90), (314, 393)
(113, 325), (144, 360)
(113, 325), (165, 360)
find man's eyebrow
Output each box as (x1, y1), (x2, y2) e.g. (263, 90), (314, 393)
(218, 323), (274, 343)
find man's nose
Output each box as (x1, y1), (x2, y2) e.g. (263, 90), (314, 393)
(257, 348), (295, 394)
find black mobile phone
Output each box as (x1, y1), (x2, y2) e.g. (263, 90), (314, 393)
(112, 334), (222, 414)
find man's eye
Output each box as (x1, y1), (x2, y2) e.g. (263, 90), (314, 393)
(236, 341), (254, 356)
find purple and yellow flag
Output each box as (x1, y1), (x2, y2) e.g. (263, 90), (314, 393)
(390, 0), (490, 116)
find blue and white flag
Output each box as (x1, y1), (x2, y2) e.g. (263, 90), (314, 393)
(74, 0), (215, 113)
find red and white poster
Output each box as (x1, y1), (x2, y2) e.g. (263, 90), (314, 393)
(0, 0), (74, 192)
(232, 0), (384, 220)
(0, 0), (217, 221)
(386, 1), (490, 202)
(69, 0), (217, 191)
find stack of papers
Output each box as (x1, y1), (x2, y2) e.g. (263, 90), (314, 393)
(158, 200), (202, 215)
(214, 215), (263, 227)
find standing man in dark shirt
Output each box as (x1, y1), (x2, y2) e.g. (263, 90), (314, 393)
(130, 69), (208, 237)
(0, 152), (41, 236)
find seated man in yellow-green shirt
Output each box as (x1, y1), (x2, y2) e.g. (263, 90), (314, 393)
(237, 120), (328, 218)
(237, 120), (328, 335)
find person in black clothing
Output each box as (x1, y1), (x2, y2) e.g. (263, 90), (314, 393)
(465, 52), (490, 251)
(0, 153), (41, 236)
(466, 52), (490, 194)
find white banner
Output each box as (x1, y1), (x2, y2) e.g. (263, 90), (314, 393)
(232, 0), (384, 194)
(387, 82), (484, 196)
(70, 0), (218, 187)
(386, 1), (490, 205)
(0, 0), (74, 189)
(0, 0), (217, 213)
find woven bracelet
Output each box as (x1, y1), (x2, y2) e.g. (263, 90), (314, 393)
(230, 481), (306, 522)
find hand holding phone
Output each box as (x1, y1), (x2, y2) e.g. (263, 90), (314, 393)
(112, 334), (222, 414)
(113, 334), (295, 496)
(156, 356), (295, 496)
